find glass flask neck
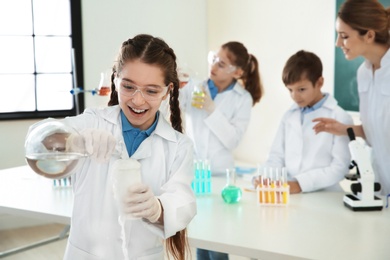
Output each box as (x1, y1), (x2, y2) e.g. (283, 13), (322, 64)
(226, 168), (236, 186)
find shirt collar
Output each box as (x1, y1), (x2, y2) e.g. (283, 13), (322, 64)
(120, 110), (159, 136)
(299, 93), (329, 113)
(208, 79), (236, 99)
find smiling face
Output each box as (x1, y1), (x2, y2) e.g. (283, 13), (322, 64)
(116, 60), (170, 130)
(335, 18), (368, 60)
(286, 76), (324, 108)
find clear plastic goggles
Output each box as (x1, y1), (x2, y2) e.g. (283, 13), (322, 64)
(114, 78), (169, 101)
(207, 51), (237, 73)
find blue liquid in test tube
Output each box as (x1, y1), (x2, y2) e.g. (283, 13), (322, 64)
(205, 160), (212, 193)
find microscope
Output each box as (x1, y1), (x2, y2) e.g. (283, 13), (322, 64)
(343, 128), (383, 211)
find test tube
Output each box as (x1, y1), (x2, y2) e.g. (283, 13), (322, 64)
(200, 160), (206, 194)
(257, 175), (263, 203)
(193, 160), (201, 194)
(263, 167), (269, 203)
(270, 168), (275, 204)
(275, 168), (281, 204)
(205, 160), (212, 193)
(282, 167), (289, 204)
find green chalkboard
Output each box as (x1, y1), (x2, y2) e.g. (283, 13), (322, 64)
(334, 0), (390, 112)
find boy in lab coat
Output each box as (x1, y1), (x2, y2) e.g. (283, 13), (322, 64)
(258, 50), (353, 193)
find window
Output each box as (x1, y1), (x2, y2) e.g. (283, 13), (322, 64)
(0, 0), (84, 120)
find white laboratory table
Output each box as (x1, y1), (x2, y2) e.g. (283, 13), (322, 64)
(189, 175), (390, 260)
(1, 166), (389, 260)
(0, 165), (72, 225)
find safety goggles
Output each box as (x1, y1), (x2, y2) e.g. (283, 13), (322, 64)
(207, 51), (237, 73)
(114, 77), (169, 101)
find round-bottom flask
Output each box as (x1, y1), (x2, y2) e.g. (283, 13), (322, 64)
(221, 168), (242, 204)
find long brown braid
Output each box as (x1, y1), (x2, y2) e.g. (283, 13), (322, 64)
(107, 34), (188, 260)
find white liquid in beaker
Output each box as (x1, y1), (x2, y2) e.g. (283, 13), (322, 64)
(26, 152), (86, 179)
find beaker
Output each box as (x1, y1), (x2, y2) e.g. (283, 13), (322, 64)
(191, 78), (205, 109)
(221, 168), (242, 204)
(97, 69), (111, 96)
(112, 159), (142, 220)
(25, 121), (88, 179)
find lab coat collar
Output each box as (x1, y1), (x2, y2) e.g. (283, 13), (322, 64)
(363, 47), (390, 69)
(232, 81), (247, 96)
(153, 113), (178, 143)
(99, 105), (178, 160)
(98, 105), (176, 138)
(100, 105), (122, 125)
(131, 115), (178, 160)
(288, 92), (337, 112)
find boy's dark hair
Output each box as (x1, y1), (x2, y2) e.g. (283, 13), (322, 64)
(282, 50), (323, 86)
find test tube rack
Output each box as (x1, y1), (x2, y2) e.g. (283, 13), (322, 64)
(256, 184), (289, 206)
(191, 160), (212, 195)
(53, 177), (72, 188)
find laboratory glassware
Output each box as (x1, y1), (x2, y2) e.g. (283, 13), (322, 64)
(221, 168), (242, 204)
(191, 160), (212, 195)
(25, 120), (87, 179)
(97, 69), (111, 96)
(191, 78), (205, 109)
(112, 158), (142, 220)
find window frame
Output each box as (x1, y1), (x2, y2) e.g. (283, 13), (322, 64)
(0, 0), (84, 121)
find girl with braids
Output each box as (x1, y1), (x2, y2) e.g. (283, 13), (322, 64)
(313, 0), (390, 196)
(179, 41), (263, 260)
(29, 34), (197, 259)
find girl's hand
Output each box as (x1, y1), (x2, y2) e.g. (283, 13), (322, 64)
(201, 87), (215, 113)
(312, 117), (347, 136)
(123, 183), (162, 223)
(70, 129), (116, 163)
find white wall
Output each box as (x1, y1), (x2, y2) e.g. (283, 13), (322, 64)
(207, 0), (338, 165)
(0, 0), (340, 170)
(0, 0), (208, 170)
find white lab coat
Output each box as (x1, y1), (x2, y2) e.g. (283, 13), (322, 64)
(35, 106), (197, 260)
(358, 48), (390, 195)
(265, 94), (353, 192)
(179, 80), (253, 175)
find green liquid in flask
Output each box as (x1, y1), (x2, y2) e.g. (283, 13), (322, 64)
(221, 185), (242, 204)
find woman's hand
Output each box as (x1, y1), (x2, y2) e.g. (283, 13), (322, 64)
(312, 117), (348, 136)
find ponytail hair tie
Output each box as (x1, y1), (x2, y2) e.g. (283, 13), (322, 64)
(247, 54), (255, 74)
(247, 54), (252, 66)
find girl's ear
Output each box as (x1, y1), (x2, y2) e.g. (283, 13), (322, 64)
(233, 68), (244, 80)
(162, 83), (173, 100)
